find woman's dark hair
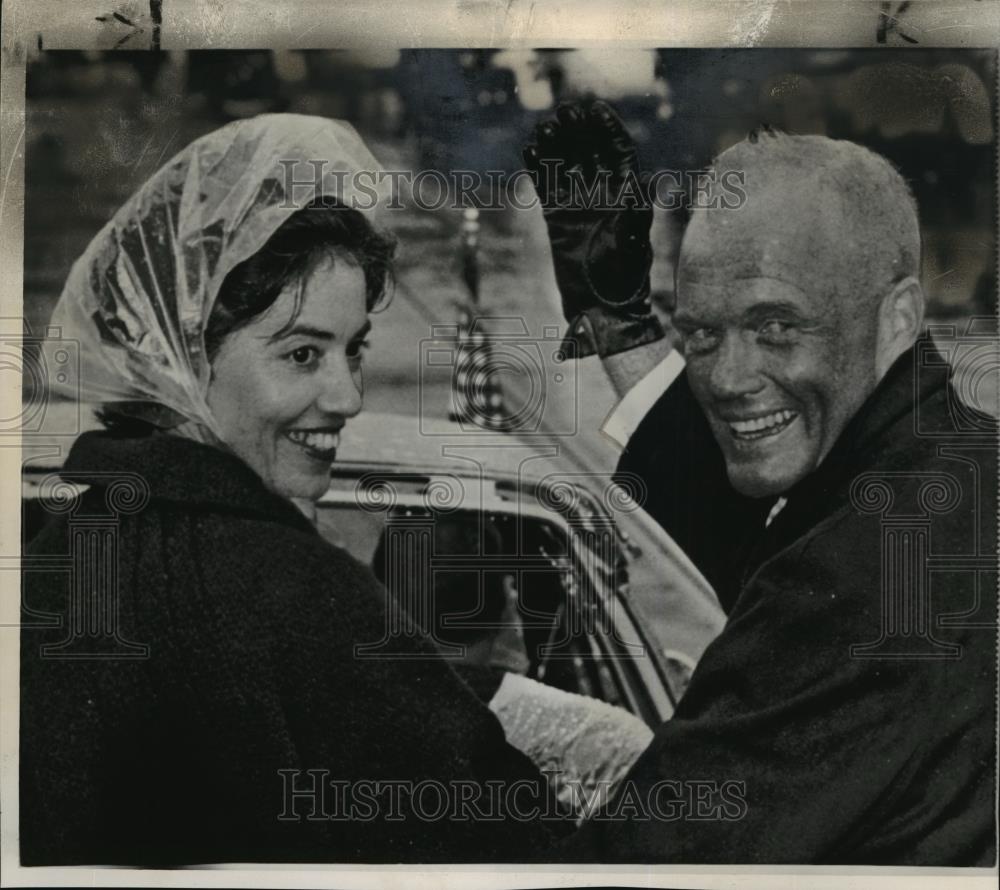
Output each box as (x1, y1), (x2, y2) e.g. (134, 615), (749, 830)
(98, 196), (396, 433)
(203, 195), (396, 362)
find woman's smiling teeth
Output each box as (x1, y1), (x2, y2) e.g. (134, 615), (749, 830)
(285, 429), (341, 457)
(729, 409), (797, 441)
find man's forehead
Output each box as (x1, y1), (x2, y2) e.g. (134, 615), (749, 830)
(679, 186), (862, 295)
(678, 252), (811, 286)
(674, 269), (826, 321)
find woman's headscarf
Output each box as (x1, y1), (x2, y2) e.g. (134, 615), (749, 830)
(46, 113), (389, 441)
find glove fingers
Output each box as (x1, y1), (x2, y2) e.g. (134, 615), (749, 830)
(558, 110), (597, 178)
(535, 120), (559, 154)
(588, 100), (639, 180)
(589, 100), (630, 145)
(534, 118), (573, 177)
(522, 142), (540, 173)
(556, 103), (596, 175)
(555, 102), (584, 128)
(528, 120), (565, 202)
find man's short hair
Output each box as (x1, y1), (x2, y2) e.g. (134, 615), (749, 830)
(699, 130), (922, 299)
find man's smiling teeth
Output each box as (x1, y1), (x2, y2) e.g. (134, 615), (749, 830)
(729, 409), (797, 439)
(286, 430), (340, 452)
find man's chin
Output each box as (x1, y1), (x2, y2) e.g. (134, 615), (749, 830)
(726, 463), (806, 499)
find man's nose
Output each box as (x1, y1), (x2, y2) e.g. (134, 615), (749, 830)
(707, 332), (766, 400)
(316, 355), (363, 418)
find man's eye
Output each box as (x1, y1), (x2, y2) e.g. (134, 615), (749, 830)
(346, 338), (370, 361)
(288, 346), (320, 367)
(758, 320), (795, 342)
(683, 328), (720, 355)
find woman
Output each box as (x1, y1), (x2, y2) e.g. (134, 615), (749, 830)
(20, 114), (565, 865)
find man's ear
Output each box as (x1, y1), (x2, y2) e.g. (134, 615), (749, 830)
(875, 276), (925, 379)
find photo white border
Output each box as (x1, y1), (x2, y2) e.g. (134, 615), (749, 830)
(1, 2), (997, 888)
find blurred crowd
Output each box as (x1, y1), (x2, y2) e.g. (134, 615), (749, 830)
(24, 47), (997, 336)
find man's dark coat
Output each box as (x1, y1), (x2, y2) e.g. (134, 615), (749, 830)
(588, 338), (998, 863)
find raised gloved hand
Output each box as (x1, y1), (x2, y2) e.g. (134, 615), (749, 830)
(524, 100), (665, 358)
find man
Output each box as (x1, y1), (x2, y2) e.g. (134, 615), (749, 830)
(525, 102), (997, 863)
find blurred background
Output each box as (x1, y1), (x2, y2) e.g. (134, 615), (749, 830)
(22, 48), (998, 452)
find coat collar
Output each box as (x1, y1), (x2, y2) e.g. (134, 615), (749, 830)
(743, 336), (955, 577)
(788, 335), (949, 497)
(63, 429), (318, 535)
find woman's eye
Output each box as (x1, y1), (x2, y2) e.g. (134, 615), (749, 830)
(346, 338), (370, 361)
(288, 346), (320, 367)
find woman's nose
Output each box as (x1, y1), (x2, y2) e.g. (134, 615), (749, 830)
(316, 355), (363, 418)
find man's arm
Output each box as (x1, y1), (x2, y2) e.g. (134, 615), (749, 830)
(523, 101), (665, 361)
(603, 337), (676, 399)
(523, 102), (768, 604)
(556, 539), (988, 863)
(600, 339), (680, 447)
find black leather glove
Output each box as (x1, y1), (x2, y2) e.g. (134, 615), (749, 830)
(524, 100), (665, 358)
